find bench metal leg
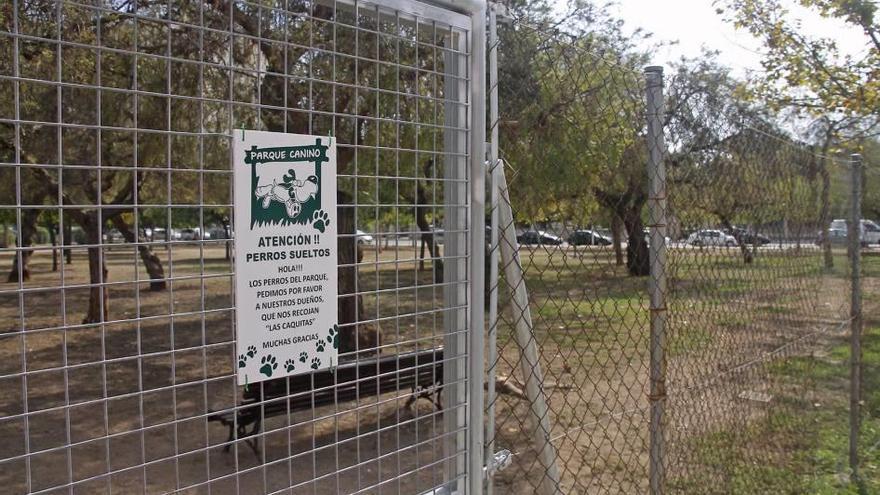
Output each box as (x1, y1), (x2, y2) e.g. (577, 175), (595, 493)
(246, 415), (264, 463)
(405, 384), (444, 412)
(246, 437), (261, 461)
(223, 423), (235, 453)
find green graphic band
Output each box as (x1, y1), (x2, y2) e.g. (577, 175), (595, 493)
(248, 138), (330, 229)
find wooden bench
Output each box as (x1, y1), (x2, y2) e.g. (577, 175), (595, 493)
(209, 347), (444, 458)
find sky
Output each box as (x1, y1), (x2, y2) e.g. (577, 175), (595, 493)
(607, 0), (870, 77)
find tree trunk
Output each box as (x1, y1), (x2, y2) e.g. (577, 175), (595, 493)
(238, 2), (378, 356)
(82, 212), (108, 324)
(111, 215), (166, 291)
(49, 223), (58, 272)
(337, 190), (377, 355)
(413, 171), (443, 284)
(419, 235), (427, 271)
(222, 219), (231, 261)
(611, 215), (624, 266)
(420, 231), (443, 284)
(7, 209), (40, 283)
(64, 221), (72, 264)
(718, 217), (753, 264)
(622, 206), (649, 276)
(782, 218), (789, 245)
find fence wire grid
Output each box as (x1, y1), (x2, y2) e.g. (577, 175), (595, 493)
(0, 0), (481, 494)
(0, 2), (876, 495)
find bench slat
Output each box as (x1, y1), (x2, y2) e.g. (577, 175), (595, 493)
(209, 347), (444, 457)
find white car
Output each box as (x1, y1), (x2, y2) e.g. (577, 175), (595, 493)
(178, 228), (202, 240)
(864, 220), (880, 245)
(355, 229), (374, 245)
(829, 219), (880, 246)
(686, 229), (737, 247)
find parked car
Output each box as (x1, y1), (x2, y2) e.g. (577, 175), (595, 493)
(686, 229), (737, 247)
(821, 228), (849, 245)
(725, 227), (771, 246)
(643, 229), (672, 246)
(206, 225), (230, 240)
(179, 228), (211, 240)
(818, 219), (880, 246)
(102, 229), (125, 244)
(568, 229), (612, 246)
(516, 230), (563, 246)
(860, 220), (880, 245)
(146, 228), (181, 242)
(355, 229), (374, 245)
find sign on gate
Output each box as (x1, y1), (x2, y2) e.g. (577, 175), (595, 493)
(233, 130), (338, 385)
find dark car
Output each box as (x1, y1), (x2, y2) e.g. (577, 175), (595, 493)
(516, 230), (563, 246)
(568, 229), (612, 246)
(726, 227), (771, 246)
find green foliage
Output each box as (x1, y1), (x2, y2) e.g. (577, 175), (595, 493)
(860, 140), (880, 220)
(717, 0), (880, 118)
(497, 3), (651, 225)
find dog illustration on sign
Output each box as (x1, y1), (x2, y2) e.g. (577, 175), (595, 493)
(254, 168), (318, 219)
(245, 139), (330, 229)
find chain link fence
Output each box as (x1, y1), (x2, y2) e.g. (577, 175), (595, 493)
(660, 71), (856, 493)
(0, 2), (875, 494)
(486, 14), (654, 493)
(485, 10), (866, 494)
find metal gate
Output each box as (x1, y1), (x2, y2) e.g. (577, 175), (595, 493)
(0, 0), (485, 493)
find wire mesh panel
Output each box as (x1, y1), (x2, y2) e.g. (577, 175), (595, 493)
(0, 0), (476, 493)
(661, 69), (854, 492)
(486, 9), (859, 495)
(487, 17), (652, 493)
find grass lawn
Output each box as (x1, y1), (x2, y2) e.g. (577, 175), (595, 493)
(666, 253), (880, 494)
(491, 243), (855, 493)
(0, 239), (874, 494)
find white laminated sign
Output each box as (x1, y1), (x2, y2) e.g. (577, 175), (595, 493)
(233, 130), (338, 385)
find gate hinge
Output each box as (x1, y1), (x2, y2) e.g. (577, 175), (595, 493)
(488, 448), (513, 474)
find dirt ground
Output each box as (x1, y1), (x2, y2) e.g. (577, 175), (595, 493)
(0, 243), (452, 495)
(0, 241), (865, 494)
(487, 243), (853, 494)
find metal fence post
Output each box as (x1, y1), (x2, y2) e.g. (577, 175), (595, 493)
(468, 4), (488, 494)
(496, 162), (562, 494)
(848, 153), (863, 479)
(645, 65), (668, 495)
(486, 4), (501, 495)
(443, 26), (470, 494)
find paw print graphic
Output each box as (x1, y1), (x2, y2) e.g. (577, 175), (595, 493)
(315, 339), (325, 353)
(310, 357), (321, 370)
(238, 354), (247, 368)
(299, 351), (308, 363)
(327, 324), (339, 350)
(259, 355), (278, 377)
(312, 210), (330, 233)
(284, 359), (296, 373)
(246, 345), (257, 358)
